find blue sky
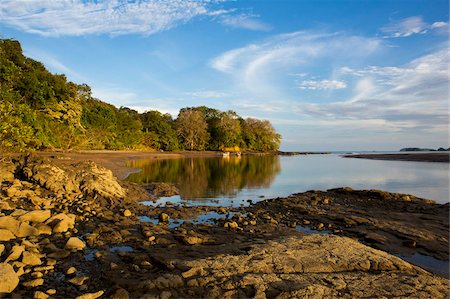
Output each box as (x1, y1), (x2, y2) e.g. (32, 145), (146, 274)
(0, 0), (448, 151)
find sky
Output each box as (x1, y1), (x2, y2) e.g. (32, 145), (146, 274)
(0, 0), (448, 151)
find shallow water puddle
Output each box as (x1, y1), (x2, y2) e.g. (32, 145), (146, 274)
(397, 253), (450, 278)
(110, 245), (134, 253)
(295, 225), (331, 235)
(138, 211), (242, 228)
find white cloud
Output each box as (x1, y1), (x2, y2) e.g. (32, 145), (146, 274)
(210, 31), (381, 97)
(298, 48), (449, 131)
(298, 79), (347, 90)
(220, 14), (271, 31)
(381, 16), (448, 38)
(186, 90), (229, 98)
(0, 0), (227, 36)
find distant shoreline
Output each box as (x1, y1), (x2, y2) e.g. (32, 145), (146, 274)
(343, 152), (449, 163)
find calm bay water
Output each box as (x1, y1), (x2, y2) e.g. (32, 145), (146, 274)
(125, 154), (449, 206)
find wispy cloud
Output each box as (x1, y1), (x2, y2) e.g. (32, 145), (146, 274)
(0, 0), (228, 36)
(220, 14), (272, 31)
(381, 16), (449, 38)
(185, 90), (229, 98)
(210, 31), (381, 97)
(298, 48), (449, 130)
(298, 79), (347, 90)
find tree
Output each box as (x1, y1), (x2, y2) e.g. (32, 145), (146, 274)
(140, 110), (179, 151)
(176, 109), (209, 150)
(212, 111), (242, 150)
(242, 118), (281, 151)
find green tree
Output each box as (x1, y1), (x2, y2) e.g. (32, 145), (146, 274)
(176, 109), (209, 150)
(242, 118), (281, 151)
(140, 110), (179, 150)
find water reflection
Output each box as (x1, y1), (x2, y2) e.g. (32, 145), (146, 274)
(126, 155), (281, 200)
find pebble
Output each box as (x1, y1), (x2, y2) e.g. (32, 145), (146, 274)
(123, 210), (132, 217)
(34, 291), (49, 299)
(66, 266), (77, 275)
(65, 237), (86, 251)
(159, 213), (170, 222)
(111, 288), (129, 299)
(75, 290), (104, 299)
(22, 278), (44, 288)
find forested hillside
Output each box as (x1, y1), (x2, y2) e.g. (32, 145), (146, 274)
(0, 39), (280, 152)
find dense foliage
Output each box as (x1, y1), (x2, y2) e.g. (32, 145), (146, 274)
(0, 39), (281, 152)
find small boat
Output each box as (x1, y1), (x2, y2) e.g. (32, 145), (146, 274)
(221, 152), (230, 157)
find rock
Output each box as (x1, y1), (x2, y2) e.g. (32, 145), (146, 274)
(35, 223), (52, 235)
(111, 288), (130, 299)
(46, 289), (57, 295)
(0, 263), (19, 293)
(181, 267), (205, 278)
(123, 210), (132, 217)
(47, 249), (70, 259)
(47, 213), (75, 233)
(5, 245), (25, 262)
(180, 236), (204, 245)
(22, 251), (42, 266)
(22, 278), (44, 288)
(69, 275), (89, 286)
(16, 222), (40, 238)
(224, 221), (239, 229)
(0, 244), (4, 256)
(65, 237), (86, 251)
(34, 291), (49, 299)
(0, 201), (12, 210)
(66, 266), (77, 275)
(403, 240), (417, 248)
(0, 216), (20, 233)
(18, 210), (51, 223)
(0, 228), (15, 241)
(160, 291), (172, 299)
(159, 213), (169, 222)
(75, 290), (104, 299)
(317, 223), (325, 230)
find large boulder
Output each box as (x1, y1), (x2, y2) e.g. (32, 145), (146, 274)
(20, 157), (126, 199)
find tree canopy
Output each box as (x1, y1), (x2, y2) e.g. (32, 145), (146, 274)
(0, 38), (281, 153)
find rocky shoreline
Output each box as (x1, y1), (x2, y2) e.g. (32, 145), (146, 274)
(0, 155), (448, 298)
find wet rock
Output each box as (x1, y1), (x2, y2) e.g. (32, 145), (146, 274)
(111, 288), (130, 299)
(403, 240), (417, 248)
(47, 249), (70, 259)
(159, 213), (169, 222)
(18, 210), (51, 223)
(0, 263), (19, 293)
(75, 290), (104, 299)
(65, 237), (86, 251)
